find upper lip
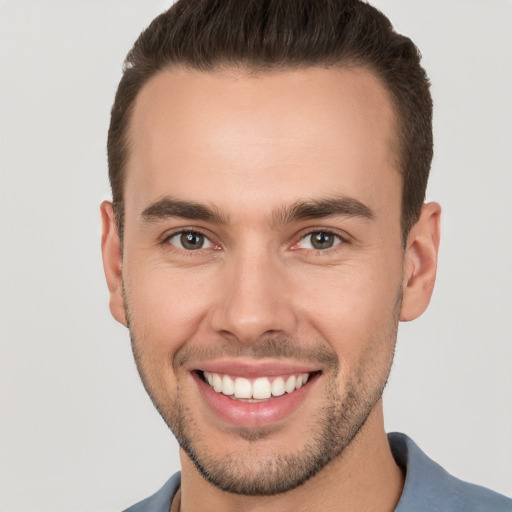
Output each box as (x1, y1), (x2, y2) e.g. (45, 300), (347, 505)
(187, 359), (321, 378)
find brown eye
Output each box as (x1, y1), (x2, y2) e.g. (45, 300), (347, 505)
(298, 231), (341, 250)
(168, 231), (213, 250)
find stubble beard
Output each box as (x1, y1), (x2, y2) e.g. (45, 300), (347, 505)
(171, 370), (386, 496)
(127, 290), (401, 496)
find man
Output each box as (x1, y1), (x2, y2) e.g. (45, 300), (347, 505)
(100, 0), (512, 510)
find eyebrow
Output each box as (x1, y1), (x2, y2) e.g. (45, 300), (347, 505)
(141, 197), (227, 224)
(140, 195), (374, 227)
(270, 197), (375, 228)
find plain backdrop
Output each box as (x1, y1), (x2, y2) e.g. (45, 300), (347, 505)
(0, 1), (511, 511)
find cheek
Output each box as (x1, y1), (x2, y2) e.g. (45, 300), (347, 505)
(124, 266), (219, 402)
(124, 263), (217, 354)
(293, 259), (402, 358)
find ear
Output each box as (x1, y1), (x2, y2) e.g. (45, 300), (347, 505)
(400, 202), (441, 322)
(100, 201), (127, 326)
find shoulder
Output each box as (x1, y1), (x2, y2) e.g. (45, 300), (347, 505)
(389, 432), (512, 512)
(122, 472), (181, 512)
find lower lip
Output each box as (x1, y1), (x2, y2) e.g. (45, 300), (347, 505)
(193, 372), (318, 429)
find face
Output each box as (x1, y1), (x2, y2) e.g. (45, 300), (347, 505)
(110, 66), (409, 495)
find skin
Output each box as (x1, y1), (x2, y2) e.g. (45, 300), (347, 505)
(101, 66), (441, 512)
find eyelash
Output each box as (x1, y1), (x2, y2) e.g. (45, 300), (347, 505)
(294, 230), (347, 252)
(161, 229), (219, 253)
(160, 228), (349, 254)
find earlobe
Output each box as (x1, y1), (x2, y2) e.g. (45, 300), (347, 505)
(400, 202), (441, 322)
(100, 201), (128, 327)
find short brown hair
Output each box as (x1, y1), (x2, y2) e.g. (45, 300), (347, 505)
(108, 0), (432, 241)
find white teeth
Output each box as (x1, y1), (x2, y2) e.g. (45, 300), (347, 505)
(203, 371), (311, 399)
(271, 377), (285, 397)
(285, 375), (296, 393)
(212, 373), (223, 393)
(296, 373), (309, 389)
(234, 377), (252, 399)
(253, 377), (272, 399)
(222, 375), (234, 396)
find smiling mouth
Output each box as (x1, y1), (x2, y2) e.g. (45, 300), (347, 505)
(197, 370), (319, 401)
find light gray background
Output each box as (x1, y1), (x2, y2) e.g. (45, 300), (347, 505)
(0, 1), (511, 511)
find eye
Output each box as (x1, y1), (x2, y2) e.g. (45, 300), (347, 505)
(167, 231), (214, 251)
(297, 231), (342, 250)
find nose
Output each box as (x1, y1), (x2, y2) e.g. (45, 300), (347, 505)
(210, 246), (297, 344)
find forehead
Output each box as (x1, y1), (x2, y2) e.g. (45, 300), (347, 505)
(125, 66), (400, 221)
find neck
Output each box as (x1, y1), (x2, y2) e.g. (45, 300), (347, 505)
(178, 401), (403, 512)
